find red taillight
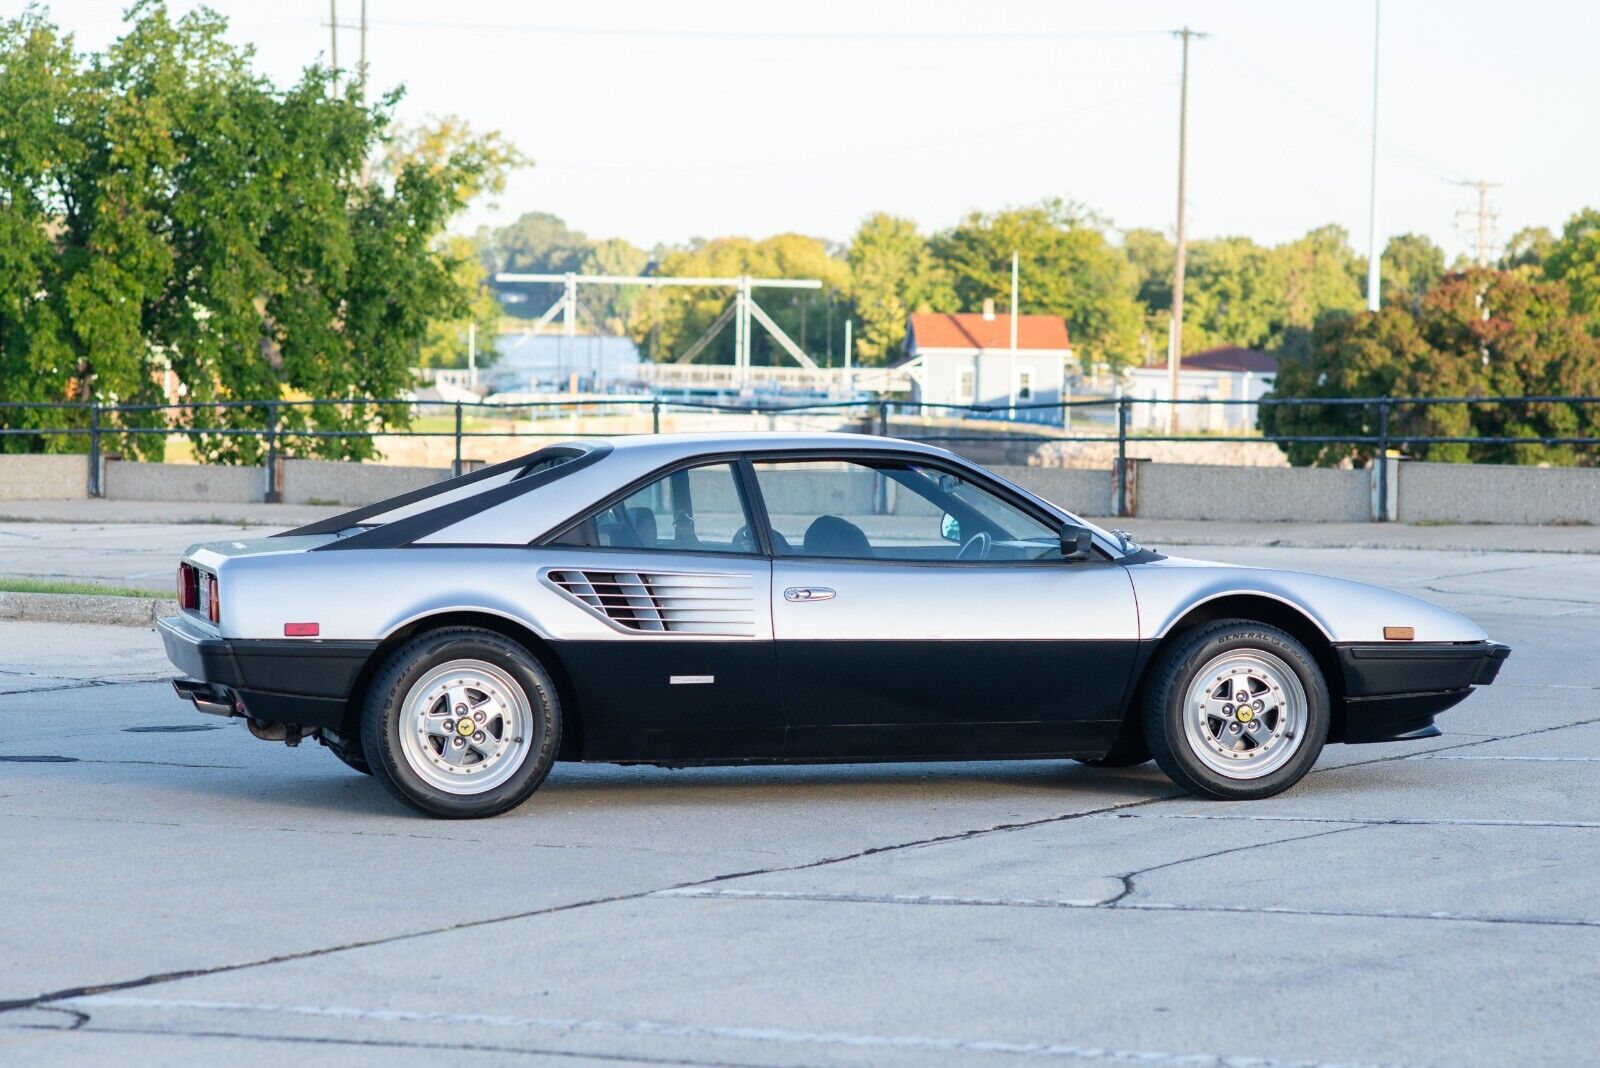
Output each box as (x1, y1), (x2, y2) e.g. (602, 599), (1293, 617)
(206, 573), (220, 624)
(177, 564), (198, 610)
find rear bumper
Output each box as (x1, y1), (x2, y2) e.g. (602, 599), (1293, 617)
(1335, 641), (1511, 744)
(157, 614), (377, 729)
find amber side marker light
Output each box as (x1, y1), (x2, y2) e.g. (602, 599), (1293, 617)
(1384, 626), (1415, 641)
(283, 622), (320, 637)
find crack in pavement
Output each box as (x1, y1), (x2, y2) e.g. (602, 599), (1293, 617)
(652, 885), (1600, 931)
(1103, 823), (1370, 907)
(4, 1021), (771, 1068)
(41, 995), (1401, 1068)
(0, 792), (1181, 1016)
(2, 682), (1594, 1025)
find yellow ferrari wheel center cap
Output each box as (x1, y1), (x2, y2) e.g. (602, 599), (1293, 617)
(457, 719), (475, 736)
(1236, 708), (1255, 723)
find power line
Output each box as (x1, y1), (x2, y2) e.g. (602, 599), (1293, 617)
(1210, 40), (1463, 182)
(535, 81), (1175, 175)
(363, 20), (1168, 42)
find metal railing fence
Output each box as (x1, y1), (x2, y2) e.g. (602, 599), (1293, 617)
(2, 394), (1597, 521)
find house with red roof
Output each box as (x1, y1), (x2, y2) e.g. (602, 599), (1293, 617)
(900, 301), (1073, 423)
(1124, 346), (1278, 432)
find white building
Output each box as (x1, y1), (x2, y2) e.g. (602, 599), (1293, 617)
(1124, 346), (1278, 433)
(897, 302), (1072, 423)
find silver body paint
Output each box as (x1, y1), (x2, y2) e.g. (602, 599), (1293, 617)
(176, 432), (1490, 651)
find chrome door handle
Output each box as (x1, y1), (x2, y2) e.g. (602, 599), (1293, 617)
(784, 587), (836, 603)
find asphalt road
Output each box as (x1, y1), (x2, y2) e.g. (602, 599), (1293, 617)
(1, 542), (1597, 1066)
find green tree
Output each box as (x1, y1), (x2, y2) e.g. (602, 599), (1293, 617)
(1184, 236), (1279, 350)
(0, 4), (522, 460)
(1267, 224), (1366, 361)
(417, 236), (502, 370)
(1380, 233), (1445, 306)
(1122, 227), (1173, 313)
(1543, 208), (1600, 329)
(1263, 269), (1600, 466)
(1501, 226), (1554, 273)
(930, 199), (1143, 368)
(845, 213), (952, 365)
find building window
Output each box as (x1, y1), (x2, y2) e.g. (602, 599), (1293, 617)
(1016, 369), (1034, 400)
(958, 367), (975, 403)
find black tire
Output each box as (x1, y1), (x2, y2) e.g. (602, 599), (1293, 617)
(1143, 620), (1329, 800)
(321, 729), (372, 776)
(361, 627), (561, 818)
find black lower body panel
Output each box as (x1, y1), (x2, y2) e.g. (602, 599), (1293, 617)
(158, 615), (376, 729)
(1335, 641), (1510, 743)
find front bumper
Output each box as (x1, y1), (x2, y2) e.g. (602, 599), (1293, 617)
(1335, 640), (1511, 743)
(157, 614), (377, 729)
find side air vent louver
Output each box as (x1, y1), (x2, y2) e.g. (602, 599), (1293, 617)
(545, 570), (756, 637)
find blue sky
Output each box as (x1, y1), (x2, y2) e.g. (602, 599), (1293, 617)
(40, 1), (1600, 261)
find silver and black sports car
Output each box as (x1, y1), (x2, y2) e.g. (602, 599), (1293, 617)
(160, 432), (1509, 818)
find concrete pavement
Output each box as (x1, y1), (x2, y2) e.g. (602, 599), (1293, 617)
(0, 543), (1596, 1065)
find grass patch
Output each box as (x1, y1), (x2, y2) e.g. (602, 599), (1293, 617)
(0, 578), (172, 599)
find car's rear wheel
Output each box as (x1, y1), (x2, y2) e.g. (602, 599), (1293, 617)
(1144, 620), (1328, 800)
(361, 627), (560, 818)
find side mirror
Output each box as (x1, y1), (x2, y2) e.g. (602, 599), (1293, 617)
(1060, 522), (1094, 561)
(940, 512), (961, 542)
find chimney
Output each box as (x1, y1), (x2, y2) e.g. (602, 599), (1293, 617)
(981, 298), (995, 321)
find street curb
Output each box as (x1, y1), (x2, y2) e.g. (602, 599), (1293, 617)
(0, 591), (177, 627)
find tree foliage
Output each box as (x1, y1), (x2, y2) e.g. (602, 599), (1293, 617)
(845, 213), (951, 365)
(1380, 233), (1445, 306)
(931, 199), (1143, 368)
(1543, 208), (1600, 330)
(1263, 269), (1600, 467)
(0, 3), (521, 460)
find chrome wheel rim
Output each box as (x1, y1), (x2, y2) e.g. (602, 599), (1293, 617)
(398, 660), (532, 795)
(1182, 649), (1307, 780)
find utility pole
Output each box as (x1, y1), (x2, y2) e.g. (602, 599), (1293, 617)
(844, 319), (854, 396)
(1008, 250), (1019, 415)
(1453, 179), (1502, 267)
(328, 0), (339, 91)
(467, 321), (477, 391)
(1167, 27), (1208, 435)
(1365, 0), (1382, 311)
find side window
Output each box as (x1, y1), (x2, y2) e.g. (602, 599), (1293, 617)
(549, 462), (756, 555)
(750, 458), (1064, 563)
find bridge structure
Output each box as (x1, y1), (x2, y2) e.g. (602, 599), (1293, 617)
(494, 271), (829, 383)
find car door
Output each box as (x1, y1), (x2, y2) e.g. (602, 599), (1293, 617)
(748, 453), (1140, 759)
(539, 458), (782, 762)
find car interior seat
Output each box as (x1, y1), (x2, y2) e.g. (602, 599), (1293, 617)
(802, 514), (873, 558)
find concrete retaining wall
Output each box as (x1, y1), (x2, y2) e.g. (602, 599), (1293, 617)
(992, 466), (1115, 518)
(1133, 463), (1371, 523)
(1398, 462), (1600, 525)
(104, 461), (265, 504)
(8, 452), (1598, 527)
(281, 459), (449, 507)
(0, 455), (89, 500)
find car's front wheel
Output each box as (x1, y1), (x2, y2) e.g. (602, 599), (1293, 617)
(361, 627), (561, 818)
(1143, 620), (1328, 800)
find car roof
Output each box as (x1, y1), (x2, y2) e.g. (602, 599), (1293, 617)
(294, 432), (979, 549)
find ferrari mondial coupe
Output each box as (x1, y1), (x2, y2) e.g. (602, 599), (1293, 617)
(160, 432), (1509, 818)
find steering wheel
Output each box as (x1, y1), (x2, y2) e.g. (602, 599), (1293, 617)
(957, 531), (992, 561)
